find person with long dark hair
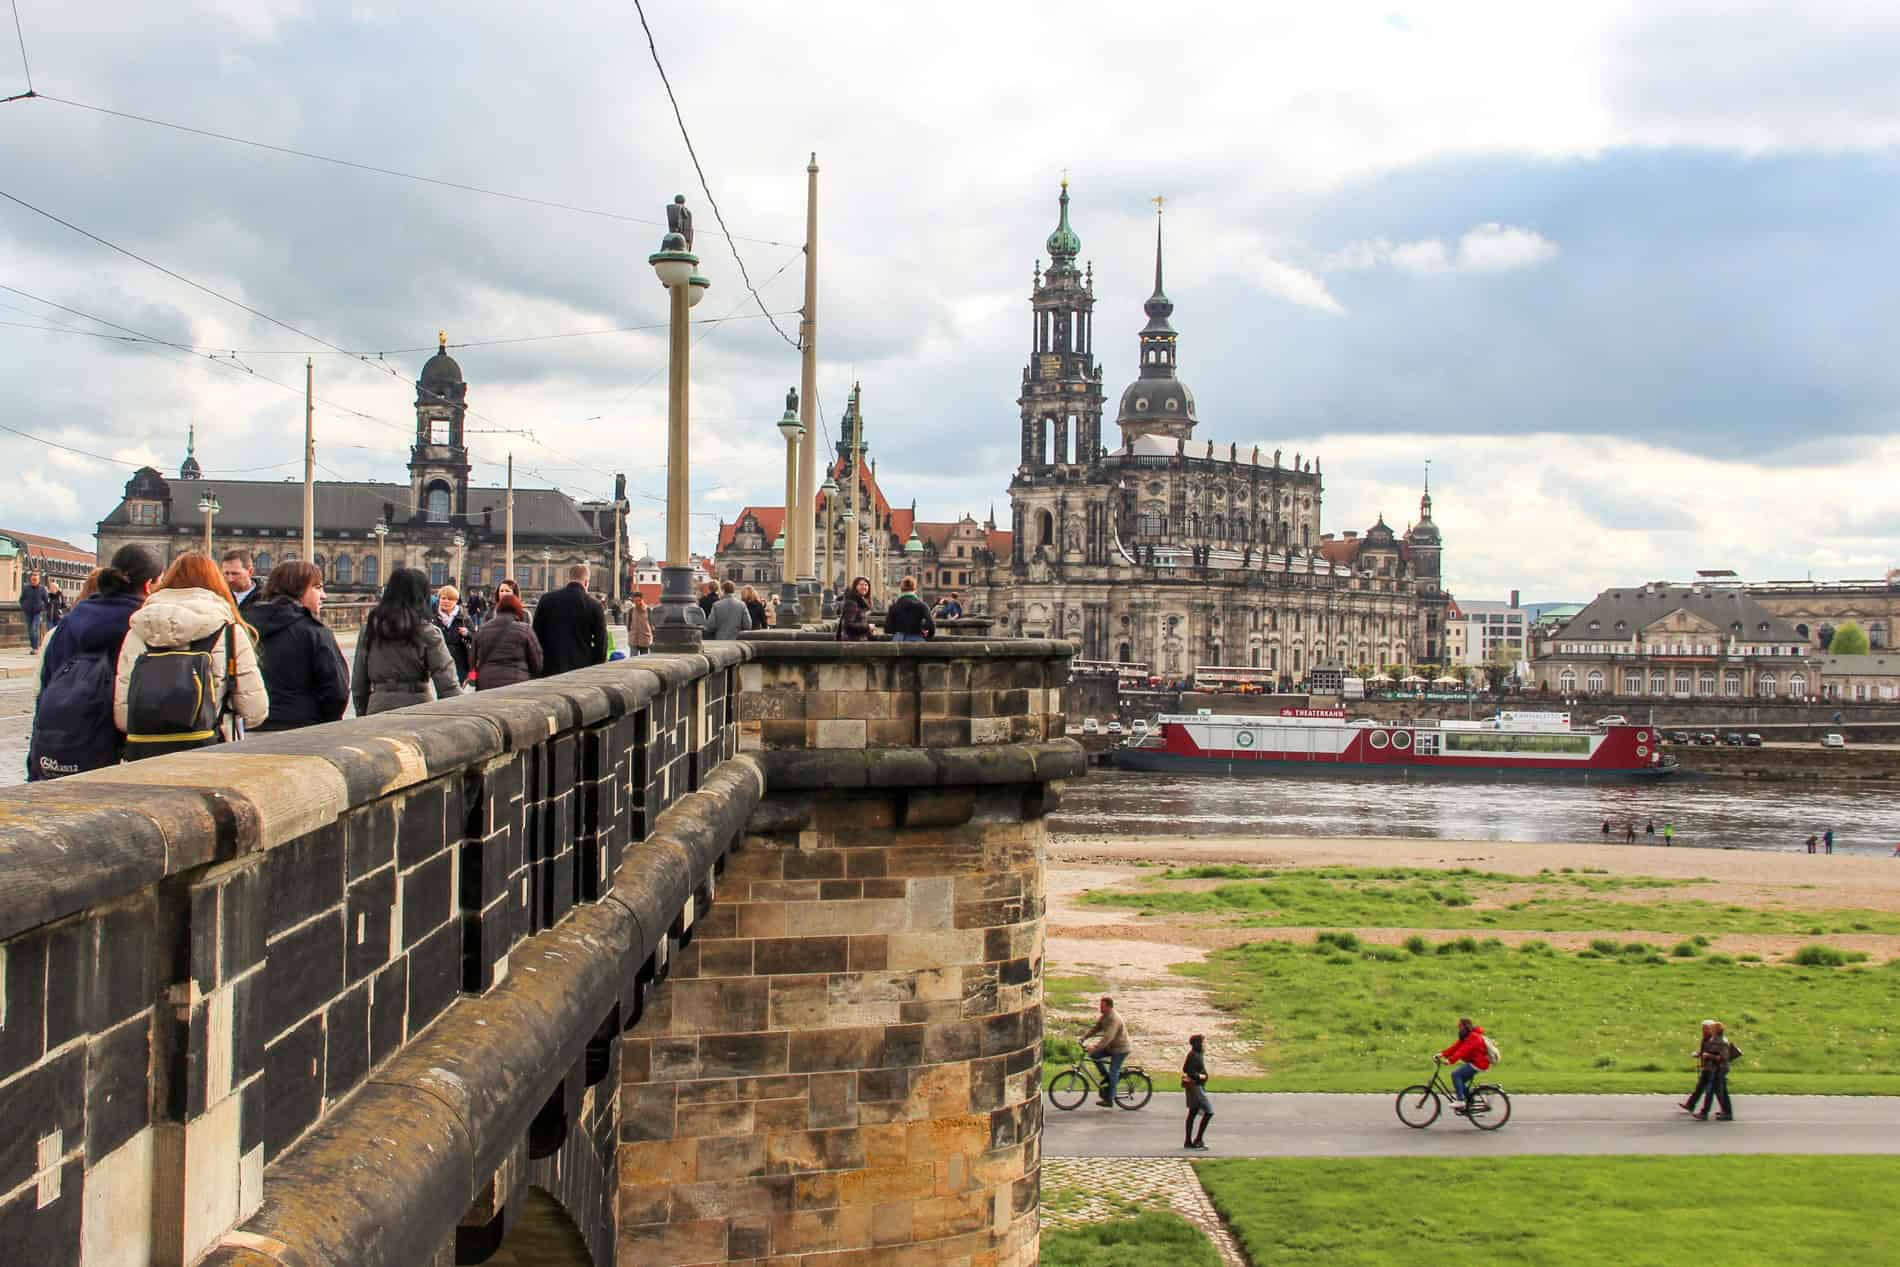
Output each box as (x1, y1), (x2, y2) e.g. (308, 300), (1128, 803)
(351, 567), (460, 715)
(837, 575), (874, 642)
(27, 545), (162, 779)
(252, 561), (350, 730)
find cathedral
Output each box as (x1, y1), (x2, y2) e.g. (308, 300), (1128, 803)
(96, 338), (628, 598)
(983, 184), (1451, 678)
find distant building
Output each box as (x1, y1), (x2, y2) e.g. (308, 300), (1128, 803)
(95, 339), (627, 598)
(0, 528), (93, 601)
(1714, 574), (1899, 651)
(1450, 596), (1530, 668)
(1534, 581), (1814, 700)
(1816, 654), (1900, 702)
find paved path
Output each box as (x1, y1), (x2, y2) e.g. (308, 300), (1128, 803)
(1043, 1093), (1900, 1158)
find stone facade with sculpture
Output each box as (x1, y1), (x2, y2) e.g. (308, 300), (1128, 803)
(979, 184), (1451, 680)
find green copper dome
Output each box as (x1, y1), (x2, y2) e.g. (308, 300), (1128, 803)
(1045, 181), (1081, 260)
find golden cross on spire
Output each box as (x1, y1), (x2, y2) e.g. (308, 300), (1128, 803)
(1060, 166), (1070, 190)
(1153, 193), (1167, 216)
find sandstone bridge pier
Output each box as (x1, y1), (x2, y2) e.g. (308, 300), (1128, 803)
(0, 637), (1078, 1266)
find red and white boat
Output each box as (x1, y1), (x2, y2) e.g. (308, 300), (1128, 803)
(1114, 708), (1677, 780)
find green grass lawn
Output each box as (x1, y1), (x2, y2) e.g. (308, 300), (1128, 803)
(1041, 1211), (1223, 1267)
(1084, 865), (1900, 936)
(1195, 1156), (1897, 1266)
(1176, 933), (1900, 1093)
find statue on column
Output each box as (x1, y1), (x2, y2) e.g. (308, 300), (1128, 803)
(666, 194), (694, 249)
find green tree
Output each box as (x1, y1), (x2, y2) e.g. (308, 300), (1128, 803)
(1829, 621), (1870, 656)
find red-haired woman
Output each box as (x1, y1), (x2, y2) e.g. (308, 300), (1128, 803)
(469, 590), (543, 690)
(112, 552), (269, 754)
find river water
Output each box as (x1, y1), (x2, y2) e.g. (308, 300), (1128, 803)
(1052, 768), (1900, 856)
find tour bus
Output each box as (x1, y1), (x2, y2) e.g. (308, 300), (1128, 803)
(1191, 665), (1278, 694)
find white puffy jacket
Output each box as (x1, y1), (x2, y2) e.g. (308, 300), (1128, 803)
(113, 586), (270, 736)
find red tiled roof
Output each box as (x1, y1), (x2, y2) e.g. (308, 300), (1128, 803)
(1, 528), (93, 563)
(716, 506), (788, 553)
(987, 530), (1012, 558)
(1318, 537), (1362, 564)
(913, 521), (959, 552)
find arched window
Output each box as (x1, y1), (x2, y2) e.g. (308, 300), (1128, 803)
(313, 554), (326, 578)
(1624, 671), (1644, 694)
(427, 484), (451, 523)
(1789, 673), (1806, 697)
(1698, 672), (1715, 695)
(253, 550), (273, 573)
(1117, 642), (1132, 663)
(1559, 670), (1576, 693)
(1724, 671), (1741, 697)
(360, 554), (379, 589)
(1586, 670), (1604, 693)
(1036, 509), (1055, 548)
(1757, 674), (1777, 697)
(333, 554), (353, 586)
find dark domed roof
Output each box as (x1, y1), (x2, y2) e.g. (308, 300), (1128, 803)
(1363, 517), (1399, 547)
(420, 346), (464, 387)
(1045, 182), (1081, 261)
(1116, 378), (1197, 426)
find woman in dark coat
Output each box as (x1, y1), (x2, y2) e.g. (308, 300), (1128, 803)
(470, 591), (544, 690)
(252, 561), (350, 730)
(836, 576), (875, 642)
(742, 585), (769, 633)
(352, 568), (461, 715)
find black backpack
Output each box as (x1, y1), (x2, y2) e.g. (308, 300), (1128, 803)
(26, 647), (123, 780)
(123, 625), (237, 760)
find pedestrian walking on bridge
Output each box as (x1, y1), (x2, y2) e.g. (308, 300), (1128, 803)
(533, 564), (609, 676)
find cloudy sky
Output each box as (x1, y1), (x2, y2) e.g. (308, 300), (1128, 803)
(2, 1), (1897, 600)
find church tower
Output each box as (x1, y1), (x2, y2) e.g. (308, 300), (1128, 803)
(1016, 181), (1104, 472)
(1114, 203), (1197, 443)
(178, 424), (202, 480)
(410, 332), (471, 523)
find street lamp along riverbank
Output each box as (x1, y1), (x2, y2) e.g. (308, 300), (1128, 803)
(648, 195), (710, 650)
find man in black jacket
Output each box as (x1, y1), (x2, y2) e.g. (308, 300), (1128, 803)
(19, 570), (47, 653)
(533, 563), (610, 677)
(883, 576), (935, 642)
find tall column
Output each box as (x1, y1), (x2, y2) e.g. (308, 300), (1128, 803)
(303, 357), (316, 559)
(796, 153), (822, 621)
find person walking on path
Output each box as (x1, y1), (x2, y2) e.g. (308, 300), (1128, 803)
(741, 585), (769, 633)
(1678, 1020), (1719, 1114)
(27, 545), (162, 779)
(1080, 996), (1133, 1109)
(883, 576), (935, 642)
(1824, 829), (1834, 854)
(19, 569), (48, 653)
(1602, 819), (1611, 841)
(1646, 819), (1656, 842)
(1625, 821), (1637, 844)
(1182, 1034), (1214, 1150)
(626, 592), (653, 654)
(706, 580), (753, 640)
(533, 563), (609, 676)
(220, 549), (263, 620)
(1807, 834), (1818, 854)
(836, 576), (875, 642)
(1688, 1021), (1739, 1120)
(251, 562), (349, 731)
(698, 580), (718, 617)
(433, 584), (473, 684)
(45, 580), (68, 627)
(114, 553), (269, 754)
(466, 588), (487, 629)
(469, 591), (543, 690)
(352, 568), (461, 716)
(1663, 822), (1675, 847)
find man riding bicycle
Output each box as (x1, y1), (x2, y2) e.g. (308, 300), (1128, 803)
(1080, 996), (1132, 1108)
(1438, 1016), (1492, 1113)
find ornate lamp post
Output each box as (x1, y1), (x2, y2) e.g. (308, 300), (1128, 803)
(372, 520), (389, 586)
(777, 388), (804, 615)
(649, 195), (711, 649)
(451, 532), (466, 590)
(838, 504), (855, 599)
(197, 491), (221, 554)
(820, 474), (838, 604)
(540, 548), (552, 595)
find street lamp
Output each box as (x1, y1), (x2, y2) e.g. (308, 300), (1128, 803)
(839, 504), (855, 598)
(451, 532), (466, 590)
(197, 491), (221, 554)
(777, 389), (804, 614)
(820, 475), (838, 604)
(648, 199), (711, 649)
(540, 548), (552, 595)
(372, 521), (389, 588)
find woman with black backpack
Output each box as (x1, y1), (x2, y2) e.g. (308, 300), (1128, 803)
(26, 545), (162, 779)
(352, 567), (462, 715)
(252, 561), (350, 730)
(112, 552), (269, 758)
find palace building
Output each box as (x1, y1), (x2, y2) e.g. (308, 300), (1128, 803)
(982, 184), (1451, 677)
(96, 338), (628, 598)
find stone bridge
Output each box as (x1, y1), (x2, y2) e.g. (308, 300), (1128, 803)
(0, 638), (1078, 1266)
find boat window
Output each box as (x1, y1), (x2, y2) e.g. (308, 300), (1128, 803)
(1443, 733), (1590, 755)
(1414, 733), (1438, 756)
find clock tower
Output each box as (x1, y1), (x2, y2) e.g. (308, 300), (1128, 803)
(410, 331), (471, 523)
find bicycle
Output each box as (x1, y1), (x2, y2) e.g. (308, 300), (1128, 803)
(1046, 1058), (1155, 1111)
(1394, 1056), (1512, 1130)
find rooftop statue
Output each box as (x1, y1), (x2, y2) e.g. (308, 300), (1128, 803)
(667, 195), (694, 250)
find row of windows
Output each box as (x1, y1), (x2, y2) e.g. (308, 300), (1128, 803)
(1558, 641), (1805, 656)
(1557, 669), (1807, 697)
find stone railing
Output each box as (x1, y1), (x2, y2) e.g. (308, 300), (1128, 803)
(0, 648), (744, 1267)
(0, 636), (1078, 1266)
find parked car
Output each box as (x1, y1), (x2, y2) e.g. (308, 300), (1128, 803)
(1106, 720), (1124, 735)
(1596, 714), (1629, 727)
(1821, 733), (1846, 748)
(1668, 730), (1692, 744)
(1696, 732), (1719, 746)
(1744, 733), (1763, 747)
(1081, 717), (1100, 734)
(1722, 732), (1745, 746)
(1131, 719), (1150, 735)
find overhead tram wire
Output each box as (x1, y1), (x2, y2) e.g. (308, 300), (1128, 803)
(6, 0), (31, 97)
(630, 0), (800, 352)
(9, 93), (797, 247)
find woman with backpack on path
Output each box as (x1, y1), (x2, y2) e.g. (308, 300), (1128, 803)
(352, 567), (462, 716)
(112, 552), (269, 757)
(252, 561), (350, 731)
(26, 545), (162, 780)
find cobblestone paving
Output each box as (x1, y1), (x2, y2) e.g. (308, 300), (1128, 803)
(1043, 1155), (1248, 1267)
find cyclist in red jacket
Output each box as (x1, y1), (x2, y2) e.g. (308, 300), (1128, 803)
(1439, 1017), (1492, 1112)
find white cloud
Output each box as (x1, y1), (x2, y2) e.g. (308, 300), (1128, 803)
(1390, 239), (1453, 275)
(1256, 257), (1347, 315)
(1457, 223), (1560, 272)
